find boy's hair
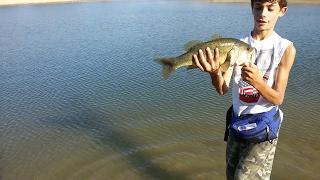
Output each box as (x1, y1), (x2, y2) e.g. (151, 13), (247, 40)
(251, 0), (288, 9)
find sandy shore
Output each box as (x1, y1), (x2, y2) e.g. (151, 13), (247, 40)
(0, 0), (319, 6)
(0, 0), (111, 6)
(200, 0), (320, 4)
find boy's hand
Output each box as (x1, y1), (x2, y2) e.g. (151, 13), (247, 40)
(192, 47), (221, 75)
(241, 63), (263, 86)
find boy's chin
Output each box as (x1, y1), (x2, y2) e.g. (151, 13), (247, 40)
(254, 26), (271, 32)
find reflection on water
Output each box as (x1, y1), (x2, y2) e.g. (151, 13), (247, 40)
(1, 1), (320, 179)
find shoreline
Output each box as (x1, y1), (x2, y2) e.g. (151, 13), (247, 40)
(200, 0), (320, 4)
(0, 0), (319, 7)
(0, 0), (111, 7)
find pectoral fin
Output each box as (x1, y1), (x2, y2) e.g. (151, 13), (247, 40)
(220, 48), (236, 72)
(220, 60), (230, 72)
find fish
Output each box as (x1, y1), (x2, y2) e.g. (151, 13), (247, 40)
(156, 37), (256, 79)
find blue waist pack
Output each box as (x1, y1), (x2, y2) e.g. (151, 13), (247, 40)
(230, 107), (281, 143)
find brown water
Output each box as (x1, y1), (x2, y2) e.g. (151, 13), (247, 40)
(1, 1), (319, 179)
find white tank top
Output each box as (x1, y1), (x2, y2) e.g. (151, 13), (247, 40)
(232, 32), (292, 116)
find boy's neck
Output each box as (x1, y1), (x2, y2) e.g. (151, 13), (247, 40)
(251, 29), (274, 41)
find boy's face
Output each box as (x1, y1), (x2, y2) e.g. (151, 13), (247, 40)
(252, 1), (287, 32)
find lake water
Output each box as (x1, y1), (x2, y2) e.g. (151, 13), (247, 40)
(1, 1), (319, 179)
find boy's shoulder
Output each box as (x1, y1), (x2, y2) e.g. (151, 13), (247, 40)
(273, 32), (293, 55)
(273, 32), (292, 43)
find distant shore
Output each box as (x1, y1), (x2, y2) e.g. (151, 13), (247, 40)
(0, 0), (320, 7)
(0, 0), (111, 6)
(200, 0), (320, 4)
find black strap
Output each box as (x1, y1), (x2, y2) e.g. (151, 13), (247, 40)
(224, 105), (233, 141)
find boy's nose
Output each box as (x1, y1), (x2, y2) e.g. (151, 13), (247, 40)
(261, 7), (268, 17)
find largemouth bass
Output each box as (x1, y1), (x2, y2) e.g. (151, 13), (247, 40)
(156, 37), (256, 79)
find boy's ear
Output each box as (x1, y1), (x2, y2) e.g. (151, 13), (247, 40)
(279, 7), (288, 17)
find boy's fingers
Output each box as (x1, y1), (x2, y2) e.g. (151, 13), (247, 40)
(250, 63), (258, 68)
(246, 62), (256, 67)
(241, 62), (250, 67)
(241, 65), (250, 72)
(198, 49), (209, 69)
(214, 48), (220, 64)
(206, 47), (214, 66)
(193, 54), (204, 71)
(198, 49), (205, 63)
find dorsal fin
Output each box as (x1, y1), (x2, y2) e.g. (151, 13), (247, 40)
(210, 33), (222, 40)
(183, 40), (203, 51)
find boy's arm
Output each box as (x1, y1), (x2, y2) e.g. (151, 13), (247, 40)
(209, 66), (233, 95)
(242, 44), (296, 105)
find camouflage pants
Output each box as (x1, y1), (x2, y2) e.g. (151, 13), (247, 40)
(226, 132), (278, 180)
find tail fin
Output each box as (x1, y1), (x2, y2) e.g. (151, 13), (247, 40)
(155, 57), (176, 79)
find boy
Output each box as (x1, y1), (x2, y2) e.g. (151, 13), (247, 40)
(192, 0), (296, 179)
